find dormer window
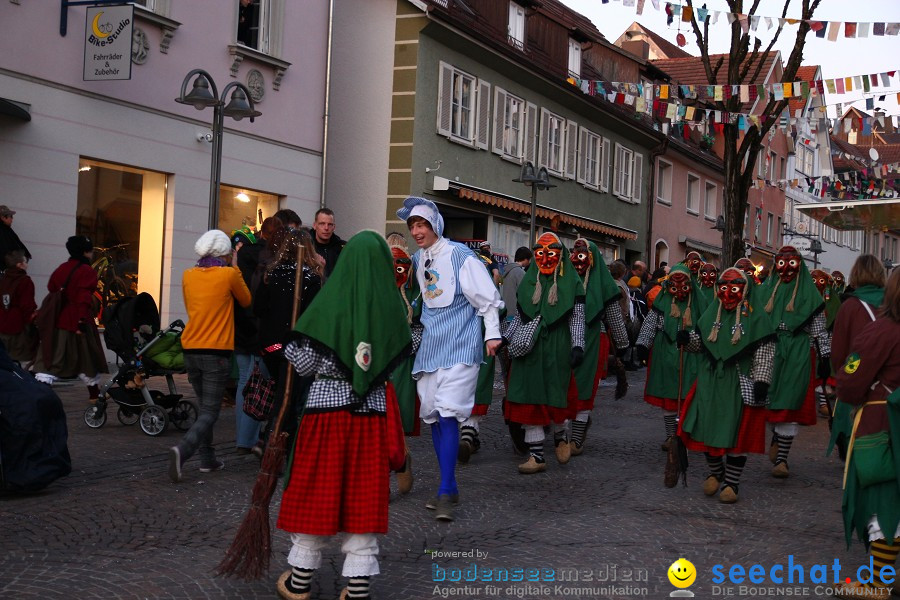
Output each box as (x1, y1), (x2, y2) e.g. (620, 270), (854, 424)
(568, 38), (582, 78)
(508, 2), (526, 50)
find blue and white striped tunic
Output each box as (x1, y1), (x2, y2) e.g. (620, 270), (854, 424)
(411, 239), (502, 376)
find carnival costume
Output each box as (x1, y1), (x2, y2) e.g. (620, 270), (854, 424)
(696, 262), (718, 307)
(635, 263), (704, 450)
(759, 246), (829, 479)
(396, 197), (503, 520)
(567, 238), (628, 456)
(504, 232), (585, 474)
(678, 267), (775, 503)
(276, 231), (411, 600)
(833, 313), (900, 600)
(811, 269), (840, 418)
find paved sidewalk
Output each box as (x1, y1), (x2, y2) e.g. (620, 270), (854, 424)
(0, 367), (862, 599)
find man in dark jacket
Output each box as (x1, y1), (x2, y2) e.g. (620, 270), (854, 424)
(0, 206), (31, 262)
(312, 208), (345, 278)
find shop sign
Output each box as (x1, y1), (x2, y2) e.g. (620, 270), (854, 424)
(84, 5), (133, 81)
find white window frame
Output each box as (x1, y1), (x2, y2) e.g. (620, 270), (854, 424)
(568, 38), (582, 78)
(656, 159), (673, 205)
(577, 128), (603, 190)
(613, 143), (642, 203)
(492, 87), (525, 161)
(234, 0), (278, 55)
(686, 173), (700, 215)
(437, 62), (490, 149)
(766, 212), (774, 245)
(508, 2), (526, 50)
(704, 181), (717, 219)
(600, 138), (610, 192)
(538, 108), (566, 177)
(797, 144), (814, 175)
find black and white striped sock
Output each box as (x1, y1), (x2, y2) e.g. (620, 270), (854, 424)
(571, 419), (589, 448)
(286, 567), (314, 594)
(775, 436), (794, 465)
(528, 442), (545, 463)
(705, 453), (725, 480)
(724, 455), (747, 491)
(347, 576), (370, 598)
(460, 426), (477, 446)
(664, 414), (677, 438)
(553, 428), (567, 445)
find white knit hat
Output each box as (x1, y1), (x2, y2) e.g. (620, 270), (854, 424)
(194, 229), (232, 257)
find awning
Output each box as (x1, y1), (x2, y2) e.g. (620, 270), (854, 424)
(678, 235), (721, 256)
(448, 182), (638, 241)
(0, 97), (31, 122)
(795, 199), (900, 231)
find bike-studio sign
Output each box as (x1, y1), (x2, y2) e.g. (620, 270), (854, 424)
(83, 5), (133, 81)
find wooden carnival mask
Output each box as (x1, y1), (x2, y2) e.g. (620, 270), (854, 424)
(391, 246), (412, 288)
(685, 251), (703, 274)
(668, 271), (691, 301)
(717, 268), (747, 311)
(699, 262), (718, 288)
(533, 232), (563, 275)
(774, 246), (802, 283)
(570, 239), (592, 277)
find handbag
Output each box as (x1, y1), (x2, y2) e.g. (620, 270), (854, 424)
(241, 362), (275, 421)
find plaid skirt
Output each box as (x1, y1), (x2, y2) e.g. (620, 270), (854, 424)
(678, 383), (767, 456)
(276, 411), (389, 536)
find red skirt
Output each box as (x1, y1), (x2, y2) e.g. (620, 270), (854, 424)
(767, 349), (818, 426)
(569, 333), (610, 413)
(277, 411), (389, 536)
(678, 383), (767, 456)
(504, 401), (572, 426)
(471, 403), (489, 417)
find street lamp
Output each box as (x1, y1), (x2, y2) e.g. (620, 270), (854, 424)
(176, 69), (261, 230)
(513, 161), (555, 243)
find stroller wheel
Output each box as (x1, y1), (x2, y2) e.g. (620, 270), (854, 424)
(171, 400), (198, 431)
(84, 405), (107, 429)
(139, 405), (168, 436)
(117, 407), (139, 426)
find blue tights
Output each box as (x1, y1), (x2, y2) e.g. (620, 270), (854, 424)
(431, 416), (459, 497)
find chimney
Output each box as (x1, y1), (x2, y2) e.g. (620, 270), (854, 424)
(621, 40), (650, 60)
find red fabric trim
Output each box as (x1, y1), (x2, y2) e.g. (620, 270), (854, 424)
(678, 382), (767, 455)
(767, 349), (818, 426)
(504, 401), (572, 425)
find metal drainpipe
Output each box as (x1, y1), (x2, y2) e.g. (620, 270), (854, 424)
(319, 0), (335, 209)
(646, 136), (669, 263)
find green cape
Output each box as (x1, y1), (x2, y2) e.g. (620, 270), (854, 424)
(698, 297), (774, 364)
(296, 231), (411, 397)
(850, 284), (885, 308)
(517, 240), (582, 326)
(580, 241), (621, 326)
(390, 276), (422, 434)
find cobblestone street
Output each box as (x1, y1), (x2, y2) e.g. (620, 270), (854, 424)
(1, 367), (862, 600)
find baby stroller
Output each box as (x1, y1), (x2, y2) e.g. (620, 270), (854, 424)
(83, 293), (197, 437)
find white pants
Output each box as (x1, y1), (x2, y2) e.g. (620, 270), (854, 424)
(287, 533), (380, 577)
(416, 363), (479, 424)
(867, 515), (900, 542)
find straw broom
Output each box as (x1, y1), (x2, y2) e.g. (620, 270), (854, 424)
(216, 245), (305, 580)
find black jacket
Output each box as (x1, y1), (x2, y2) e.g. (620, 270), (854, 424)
(313, 233), (345, 278)
(0, 223), (30, 262)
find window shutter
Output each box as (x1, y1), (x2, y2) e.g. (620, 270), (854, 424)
(538, 108), (550, 169)
(600, 138), (610, 192)
(436, 62), (453, 138)
(564, 120), (578, 180)
(492, 87), (507, 155)
(524, 102), (538, 164)
(632, 153), (643, 203)
(576, 127), (587, 185)
(475, 78), (491, 150)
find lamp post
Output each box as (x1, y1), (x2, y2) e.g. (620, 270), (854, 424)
(176, 69), (261, 230)
(513, 161), (555, 243)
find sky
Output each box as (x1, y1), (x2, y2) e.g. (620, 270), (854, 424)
(560, 0), (900, 118)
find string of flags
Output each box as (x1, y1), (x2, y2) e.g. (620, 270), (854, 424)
(600, 0), (900, 44)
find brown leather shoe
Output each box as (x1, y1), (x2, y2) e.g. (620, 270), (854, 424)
(702, 475), (721, 497)
(718, 485), (739, 504)
(555, 439), (571, 464)
(661, 436), (673, 452)
(396, 453), (413, 495)
(772, 461), (790, 478)
(570, 441), (584, 457)
(276, 570), (311, 600)
(518, 456), (547, 474)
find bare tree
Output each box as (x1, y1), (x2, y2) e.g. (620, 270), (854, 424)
(684, 0), (822, 266)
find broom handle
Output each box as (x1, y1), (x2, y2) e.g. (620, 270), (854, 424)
(676, 342), (684, 422)
(270, 245), (305, 439)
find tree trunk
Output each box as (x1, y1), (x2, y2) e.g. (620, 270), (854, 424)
(722, 124), (749, 267)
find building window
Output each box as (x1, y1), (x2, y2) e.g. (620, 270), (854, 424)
(492, 87), (525, 160)
(704, 181), (717, 219)
(777, 216), (783, 246)
(766, 212), (774, 245)
(779, 156), (786, 180)
(539, 108), (566, 176)
(613, 143), (643, 203)
(218, 185), (280, 241)
(686, 174), (700, 214)
(577, 128), (604, 189)
(437, 62), (490, 149)
(656, 160), (672, 205)
(797, 144), (814, 175)
(568, 38), (582, 78)
(237, 0), (267, 52)
(757, 149), (766, 178)
(76, 158), (167, 318)
(508, 2), (526, 50)
(132, 0), (158, 11)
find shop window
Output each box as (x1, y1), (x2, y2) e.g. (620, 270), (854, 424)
(76, 158), (167, 320)
(218, 185), (280, 240)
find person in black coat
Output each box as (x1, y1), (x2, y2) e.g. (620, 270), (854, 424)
(0, 206), (31, 262)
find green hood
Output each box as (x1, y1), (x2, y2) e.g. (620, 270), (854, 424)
(651, 263), (705, 342)
(578, 240), (620, 325)
(295, 231), (411, 397)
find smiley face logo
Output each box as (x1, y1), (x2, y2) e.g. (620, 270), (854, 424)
(668, 558), (696, 589)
